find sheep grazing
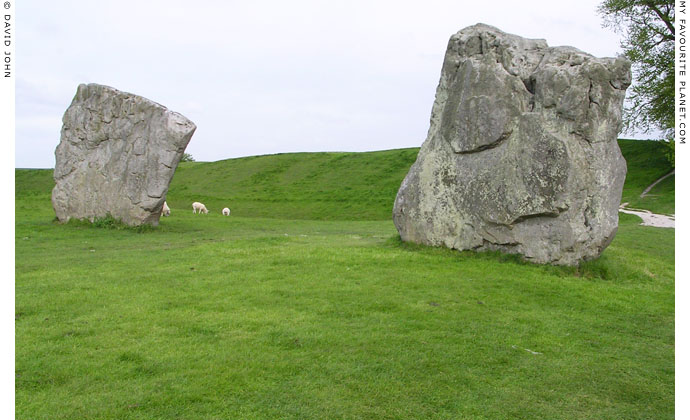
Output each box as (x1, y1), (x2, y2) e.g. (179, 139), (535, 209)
(161, 201), (171, 217)
(192, 202), (208, 214)
(222, 207), (230, 216)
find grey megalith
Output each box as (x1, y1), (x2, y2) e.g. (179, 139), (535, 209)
(52, 83), (196, 226)
(393, 24), (631, 265)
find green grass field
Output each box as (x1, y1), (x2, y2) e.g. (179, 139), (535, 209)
(618, 139), (674, 215)
(15, 140), (674, 419)
(167, 148), (420, 221)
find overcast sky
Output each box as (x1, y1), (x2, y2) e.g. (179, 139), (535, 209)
(16, 0), (653, 168)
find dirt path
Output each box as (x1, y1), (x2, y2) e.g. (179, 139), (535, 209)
(615, 169), (676, 228)
(619, 204), (675, 228)
(640, 169), (675, 198)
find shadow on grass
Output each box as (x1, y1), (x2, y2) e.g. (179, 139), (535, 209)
(384, 235), (621, 282)
(59, 214), (157, 233)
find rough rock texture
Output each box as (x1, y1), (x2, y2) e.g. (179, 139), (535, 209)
(393, 24), (631, 265)
(52, 83), (196, 226)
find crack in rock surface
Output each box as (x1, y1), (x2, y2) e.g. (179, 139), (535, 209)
(393, 24), (631, 266)
(52, 83), (196, 226)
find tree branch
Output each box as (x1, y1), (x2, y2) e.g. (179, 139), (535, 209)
(643, 1), (675, 38)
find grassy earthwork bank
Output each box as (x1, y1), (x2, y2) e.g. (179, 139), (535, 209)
(15, 140), (674, 419)
(617, 139), (675, 215)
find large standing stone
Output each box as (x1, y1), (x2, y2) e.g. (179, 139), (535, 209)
(52, 83), (196, 226)
(393, 24), (631, 265)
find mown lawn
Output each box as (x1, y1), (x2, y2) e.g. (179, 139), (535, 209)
(15, 167), (674, 419)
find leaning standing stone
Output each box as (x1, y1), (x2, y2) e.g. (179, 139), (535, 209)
(393, 24), (631, 265)
(52, 83), (196, 226)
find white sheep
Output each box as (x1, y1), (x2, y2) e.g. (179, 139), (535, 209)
(222, 207), (230, 216)
(161, 201), (171, 217)
(192, 201), (208, 214)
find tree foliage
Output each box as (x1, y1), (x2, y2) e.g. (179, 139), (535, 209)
(180, 152), (195, 162)
(598, 0), (674, 137)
